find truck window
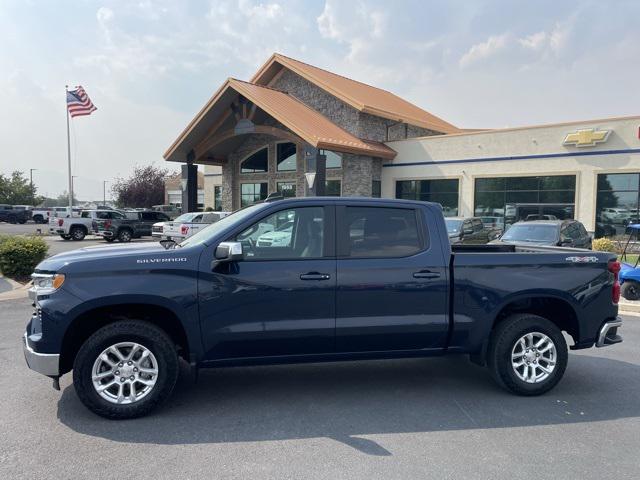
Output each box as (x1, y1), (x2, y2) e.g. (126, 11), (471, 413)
(344, 207), (421, 258)
(235, 207), (324, 260)
(472, 218), (483, 232)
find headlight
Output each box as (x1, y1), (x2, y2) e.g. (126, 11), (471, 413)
(30, 273), (65, 296)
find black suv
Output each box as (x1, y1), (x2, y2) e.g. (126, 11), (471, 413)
(494, 219), (592, 249)
(0, 204), (31, 224)
(445, 216), (498, 244)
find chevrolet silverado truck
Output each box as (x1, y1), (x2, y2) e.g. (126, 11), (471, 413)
(94, 210), (169, 242)
(49, 209), (123, 241)
(24, 197), (623, 419)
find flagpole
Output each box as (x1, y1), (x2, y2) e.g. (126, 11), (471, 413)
(65, 85), (73, 208)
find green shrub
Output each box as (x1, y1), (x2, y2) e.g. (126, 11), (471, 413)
(592, 237), (615, 253)
(0, 236), (48, 280)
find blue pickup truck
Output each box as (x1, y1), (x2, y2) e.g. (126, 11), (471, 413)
(24, 197), (623, 419)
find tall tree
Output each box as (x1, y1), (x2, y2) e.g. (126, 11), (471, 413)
(0, 171), (41, 205)
(111, 165), (168, 208)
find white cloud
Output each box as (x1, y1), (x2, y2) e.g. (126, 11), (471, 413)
(459, 33), (510, 68)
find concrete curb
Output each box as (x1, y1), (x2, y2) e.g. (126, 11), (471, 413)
(0, 277), (30, 302)
(619, 301), (640, 315)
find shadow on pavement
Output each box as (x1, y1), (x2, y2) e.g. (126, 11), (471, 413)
(57, 354), (639, 455)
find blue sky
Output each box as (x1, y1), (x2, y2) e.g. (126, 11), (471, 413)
(0, 0), (638, 200)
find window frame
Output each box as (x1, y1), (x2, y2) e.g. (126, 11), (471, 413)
(335, 205), (427, 259)
(275, 141), (298, 172)
(240, 182), (268, 207)
(224, 205), (336, 261)
(240, 146), (269, 174)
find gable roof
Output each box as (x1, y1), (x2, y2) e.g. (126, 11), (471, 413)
(251, 53), (459, 134)
(163, 78), (396, 162)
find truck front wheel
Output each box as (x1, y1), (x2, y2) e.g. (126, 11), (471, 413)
(118, 229), (132, 243)
(70, 226), (86, 241)
(72, 321), (179, 419)
(487, 313), (568, 396)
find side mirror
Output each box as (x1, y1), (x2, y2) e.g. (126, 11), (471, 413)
(560, 238), (573, 246)
(214, 241), (243, 262)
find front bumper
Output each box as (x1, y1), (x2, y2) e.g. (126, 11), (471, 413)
(596, 317), (623, 347)
(96, 230), (114, 238)
(23, 333), (60, 377)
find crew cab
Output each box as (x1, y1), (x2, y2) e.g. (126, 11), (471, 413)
(24, 198), (623, 419)
(0, 204), (31, 224)
(162, 211), (231, 242)
(94, 210), (169, 242)
(49, 209), (121, 241)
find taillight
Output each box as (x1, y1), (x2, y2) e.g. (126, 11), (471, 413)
(57, 218), (63, 227)
(609, 260), (621, 304)
(105, 220), (112, 229)
(181, 225), (189, 235)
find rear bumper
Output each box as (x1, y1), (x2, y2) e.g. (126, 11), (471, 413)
(23, 333), (59, 377)
(596, 317), (623, 347)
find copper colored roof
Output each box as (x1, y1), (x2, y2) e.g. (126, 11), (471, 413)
(229, 79), (396, 159)
(252, 53), (460, 134)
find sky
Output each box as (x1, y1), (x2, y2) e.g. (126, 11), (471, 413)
(0, 0), (638, 201)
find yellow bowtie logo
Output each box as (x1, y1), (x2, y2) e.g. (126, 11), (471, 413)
(563, 128), (610, 147)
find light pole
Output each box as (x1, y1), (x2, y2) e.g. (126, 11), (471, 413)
(71, 176), (78, 206)
(103, 180), (108, 206)
(29, 168), (37, 204)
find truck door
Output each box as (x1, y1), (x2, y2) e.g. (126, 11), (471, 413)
(335, 205), (449, 352)
(198, 205), (336, 360)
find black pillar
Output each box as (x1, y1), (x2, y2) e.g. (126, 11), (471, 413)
(182, 155), (197, 212)
(303, 145), (326, 196)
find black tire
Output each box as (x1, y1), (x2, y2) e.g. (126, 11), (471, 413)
(487, 313), (568, 396)
(73, 321), (179, 419)
(118, 229), (132, 243)
(18, 219), (26, 224)
(621, 281), (640, 301)
(8, 215), (17, 224)
(60, 234), (71, 240)
(104, 237), (115, 243)
(70, 226), (86, 241)
(33, 215), (44, 224)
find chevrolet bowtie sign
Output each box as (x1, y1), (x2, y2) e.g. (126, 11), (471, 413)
(563, 128), (611, 147)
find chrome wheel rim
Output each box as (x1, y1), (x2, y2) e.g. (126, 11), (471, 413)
(91, 342), (159, 404)
(511, 332), (557, 384)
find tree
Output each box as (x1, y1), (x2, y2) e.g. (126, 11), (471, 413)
(111, 164), (168, 208)
(0, 171), (41, 205)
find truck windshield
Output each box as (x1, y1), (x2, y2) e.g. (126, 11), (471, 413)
(179, 203), (268, 247)
(502, 224), (558, 243)
(445, 219), (463, 234)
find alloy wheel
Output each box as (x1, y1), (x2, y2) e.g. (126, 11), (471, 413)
(511, 332), (557, 384)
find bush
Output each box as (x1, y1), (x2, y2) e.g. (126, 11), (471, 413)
(592, 237), (615, 252)
(0, 236), (48, 280)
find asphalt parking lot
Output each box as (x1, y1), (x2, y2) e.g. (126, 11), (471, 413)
(1, 298), (638, 480)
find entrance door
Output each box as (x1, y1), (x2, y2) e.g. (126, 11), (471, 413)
(198, 205), (336, 360)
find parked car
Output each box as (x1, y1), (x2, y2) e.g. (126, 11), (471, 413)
(601, 208), (632, 225)
(24, 197), (622, 419)
(152, 204), (181, 220)
(493, 219), (592, 249)
(162, 211), (231, 242)
(31, 207), (52, 224)
(94, 210), (170, 242)
(49, 210), (126, 241)
(525, 214), (558, 221)
(445, 217), (493, 244)
(0, 204), (31, 224)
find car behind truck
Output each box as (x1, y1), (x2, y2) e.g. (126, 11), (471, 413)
(24, 197), (622, 419)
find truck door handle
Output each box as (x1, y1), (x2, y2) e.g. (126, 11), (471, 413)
(413, 270), (441, 279)
(300, 272), (331, 281)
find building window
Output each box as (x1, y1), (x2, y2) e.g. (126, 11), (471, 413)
(241, 147), (268, 173)
(213, 186), (222, 211)
(372, 180), (381, 198)
(595, 173), (640, 238)
(276, 142), (297, 171)
(321, 150), (342, 169)
(241, 183), (268, 207)
(325, 179), (341, 196)
(396, 179), (459, 217)
(474, 175), (576, 227)
(277, 182), (296, 198)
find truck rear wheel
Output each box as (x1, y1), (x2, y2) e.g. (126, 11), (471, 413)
(73, 321), (179, 419)
(70, 226), (86, 241)
(487, 313), (568, 396)
(118, 229), (132, 243)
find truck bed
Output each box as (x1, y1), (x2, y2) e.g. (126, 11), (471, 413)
(451, 243), (597, 254)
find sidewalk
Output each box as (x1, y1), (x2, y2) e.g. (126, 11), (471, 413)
(0, 275), (30, 301)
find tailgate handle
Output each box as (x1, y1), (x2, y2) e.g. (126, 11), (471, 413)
(413, 270), (440, 279)
(300, 272), (331, 281)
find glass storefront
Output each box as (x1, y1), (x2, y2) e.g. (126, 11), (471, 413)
(595, 173), (640, 238)
(213, 186), (222, 211)
(395, 179), (459, 216)
(474, 175), (576, 226)
(325, 179), (341, 196)
(240, 183), (268, 207)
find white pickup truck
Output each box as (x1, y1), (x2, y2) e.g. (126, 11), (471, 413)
(49, 209), (124, 241)
(160, 211), (231, 241)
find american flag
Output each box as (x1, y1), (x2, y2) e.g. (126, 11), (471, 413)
(66, 86), (97, 118)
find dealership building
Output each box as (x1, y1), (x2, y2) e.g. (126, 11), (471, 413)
(164, 53), (640, 237)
